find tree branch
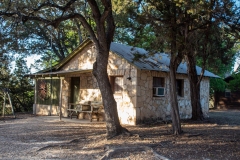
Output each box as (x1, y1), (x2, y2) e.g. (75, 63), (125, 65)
(87, 0), (101, 20)
(32, 0), (77, 12)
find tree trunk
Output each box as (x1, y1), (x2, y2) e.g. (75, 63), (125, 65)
(169, 57), (182, 135)
(186, 54), (204, 120)
(169, 3), (182, 135)
(92, 44), (124, 139)
(87, 0), (128, 139)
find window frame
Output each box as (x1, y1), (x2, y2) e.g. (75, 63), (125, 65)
(176, 79), (184, 97)
(225, 89), (231, 97)
(153, 77), (165, 97)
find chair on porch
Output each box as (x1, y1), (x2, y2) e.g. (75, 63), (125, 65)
(67, 100), (90, 119)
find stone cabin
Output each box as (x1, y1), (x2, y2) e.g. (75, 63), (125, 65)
(29, 39), (218, 125)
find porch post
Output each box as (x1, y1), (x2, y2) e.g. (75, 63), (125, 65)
(2, 92), (6, 117)
(33, 79), (37, 115)
(59, 77), (63, 120)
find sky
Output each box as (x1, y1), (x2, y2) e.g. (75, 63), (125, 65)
(26, 54), (42, 73)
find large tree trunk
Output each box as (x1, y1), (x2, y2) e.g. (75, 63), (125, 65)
(90, 1), (128, 138)
(169, 3), (182, 135)
(92, 44), (123, 138)
(186, 54), (204, 120)
(169, 57), (182, 135)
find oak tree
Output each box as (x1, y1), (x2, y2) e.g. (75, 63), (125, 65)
(0, 0), (128, 138)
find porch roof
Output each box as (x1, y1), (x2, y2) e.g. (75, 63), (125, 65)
(27, 69), (92, 78)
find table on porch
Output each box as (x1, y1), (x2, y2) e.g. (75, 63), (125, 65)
(67, 101), (103, 122)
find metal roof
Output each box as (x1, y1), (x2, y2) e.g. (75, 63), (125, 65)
(110, 42), (219, 78)
(28, 39), (219, 78)
(26, 69), (92, 78)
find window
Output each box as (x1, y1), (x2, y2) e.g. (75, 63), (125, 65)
(109, 76), (123, 94)
(153, 77), (165, 97)
(176, 79), (184, 97)
(36, 79), (60, 105)
(225, 89), (231, 97)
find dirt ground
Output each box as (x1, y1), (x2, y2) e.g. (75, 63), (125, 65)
(0, 109), (240, 160)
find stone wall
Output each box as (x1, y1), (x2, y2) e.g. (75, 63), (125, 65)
(78, 73), (104, 121)
(200, 78), (210, 118)
(136, 70), (210, 123)
(62, 44), (96, 71)
(35, 104), (59, 116)
(107, 52), (138, 125)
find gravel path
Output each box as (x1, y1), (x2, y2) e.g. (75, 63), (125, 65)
(0, 110), (239, 160)
(208, 109), (240, 125)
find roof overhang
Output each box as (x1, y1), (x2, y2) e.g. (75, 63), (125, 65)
(26, 69), (92, 78)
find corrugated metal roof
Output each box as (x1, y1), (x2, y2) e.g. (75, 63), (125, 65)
(110, 42), (219, 78)
(28, 39), (219, 78)
(26, 69), (92, 78)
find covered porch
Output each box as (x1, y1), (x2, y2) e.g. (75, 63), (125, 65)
(29, 69), (105, 122)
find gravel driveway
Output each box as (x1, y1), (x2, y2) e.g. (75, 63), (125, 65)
(208, 109), (240, 125)
(0, 109), (239, 160)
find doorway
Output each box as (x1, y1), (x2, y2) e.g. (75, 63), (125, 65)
(70, 77), (80, 104)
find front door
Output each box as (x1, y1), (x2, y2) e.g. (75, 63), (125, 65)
(70, 77), (80, 104)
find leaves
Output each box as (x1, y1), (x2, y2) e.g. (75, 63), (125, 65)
(228, 73), (240, 91)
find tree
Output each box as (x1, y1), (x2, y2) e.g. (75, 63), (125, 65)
(180, 0), (240, 120)
(196, 28), (237, 106)
(112, 1), (156, 49)
(0, 54), (12, 114)
(10, 56), (34, 112)
(0, 1), (94, 72)
(125, 0), (184, 134)
(0, 15), (88, 64)
(228, 73), (240, 91)
(122, 0), (239, 122)
(137, 0), (240, 120)
(0, 0), (128, 138)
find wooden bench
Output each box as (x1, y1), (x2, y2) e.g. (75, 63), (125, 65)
(67, 101), (103, 122)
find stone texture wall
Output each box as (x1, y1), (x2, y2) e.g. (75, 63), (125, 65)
(107, 52), (138, 125)
(79, 73), (101, 101)
(35, 104), (59, 116)
(200, 78), (210, 118)
(62, 44), (96, 71)
(136, 70), (210, 123)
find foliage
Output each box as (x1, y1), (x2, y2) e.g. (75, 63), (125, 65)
(0, 55), (12, 114)
(195, 27), (238, 95)
(0, 1), (90, 71)
(228, 73), (240, 91)
(0, 55), (34, 113)
(10, 56), (34, 112)
(210, 78), (226, 94)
